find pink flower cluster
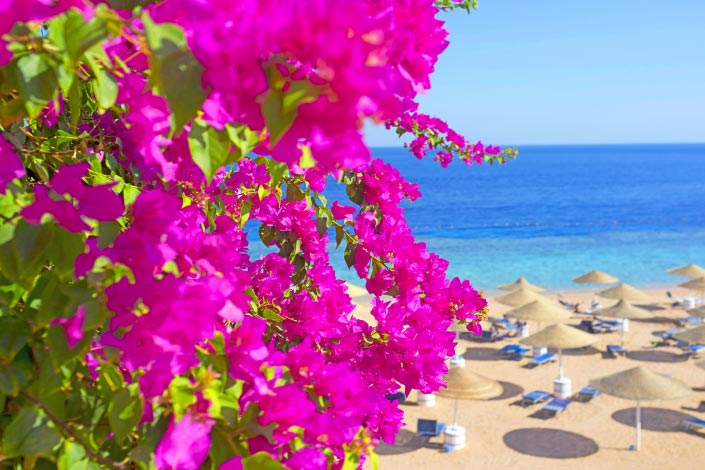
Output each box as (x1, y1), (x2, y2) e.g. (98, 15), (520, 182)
(152, 0), (449, 174)
(391, 111), (503, 167)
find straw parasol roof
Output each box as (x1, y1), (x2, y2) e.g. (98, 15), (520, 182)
(593, 299), (653, 320)
(687, 306), (705, 319)
(677, 277), (705, 291)
(590, 366), (691, 402)
(667, 264), (705, 278)
(503, 297), (572, 323)
(344, 282), (368, 298)
(497, 277), (545, 293)
(672, 324), (705, 345)
(519, 323), (598, 349)
(573, 270), (619, 284)
(494, 287), (543, 307)
(590, 366), (691, 451)
(437, 367), (503, 401)
(596, 283), (651, 301)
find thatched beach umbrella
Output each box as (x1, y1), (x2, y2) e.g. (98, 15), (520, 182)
(590, 366), (691, 450)
(437, 365), (503, 430)
(596, 283), (651, 302)
(593, 299), (653, 347)
(678, 277), (705, 300)
(497, 277), (545, 293)
(520, 324), (598, 397)
(503, 297), (572, 324)
(667, 264), (705, 278)
(573, 270), (619, 284)
(672, 324), (705, 345)
(495, 287), (543, 307)
(687, 306), (705, 319)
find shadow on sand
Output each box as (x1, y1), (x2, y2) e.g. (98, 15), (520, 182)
(503, 428), (598, 458)
(625, 350), (690, 363)
(462, 346), (504, 361)
(374, 429), (425, 456)
(611, 407), (693, 432)
(552, 346), (601, 356)
(490, 381), (524, 401)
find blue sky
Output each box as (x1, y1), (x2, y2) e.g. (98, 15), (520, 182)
(365, 0), (705, 146)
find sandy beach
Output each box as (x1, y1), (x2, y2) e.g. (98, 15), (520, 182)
(357, 287), (705, 470)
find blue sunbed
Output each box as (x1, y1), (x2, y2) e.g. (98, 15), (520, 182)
(683, 417), (705, 431)
(607, 344), (626, 357)
(417, 419), (446, 441)
(500, 344), (530, 360)
(519, 390), (552, 406)
(690, 344), (705, 356)
(529, 352), (556, 368)
(541, 398), (571, 416)
(576, 386), (601, 401)
(678, 316), (702, 326)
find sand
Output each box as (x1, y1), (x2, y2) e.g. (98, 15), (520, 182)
(354, 287), (705, 470)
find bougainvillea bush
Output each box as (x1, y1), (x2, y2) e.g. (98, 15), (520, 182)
(0, 0), (516, 468)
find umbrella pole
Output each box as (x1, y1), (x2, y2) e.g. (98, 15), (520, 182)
(636, 400), (641, 451)
(453, 398), (459, 428)
(558, 349), (564, 379)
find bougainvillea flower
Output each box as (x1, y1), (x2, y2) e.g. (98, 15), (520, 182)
(0, 136), (24, 194)
(51, 305), (86, 349)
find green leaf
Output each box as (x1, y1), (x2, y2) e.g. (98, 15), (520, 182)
(98, 221), (121, 249)
(258, 225), (276, 246)
(188, 118), (231, 182)
(48, 226), (85, 281)
(0, 347), (34, 396)
(142, 13), (206, 132)
(1, 406), (61, 458)
(344, 241), (357, 269)
(169, 376), (195, 421)
(58, 441), (102, 470)
(299, 145), (315, 169)
(92, 68), (118, 110)
(14, 54), (59, 117)
(334, 225), (345, 248)
(108, 387), (143, 443)
(0, 220), (54, 289)
(226, 124), (260, 160)
(242, 452), (287, 470)
(0, 317), (30, 360)
(63, 11), (108, 65)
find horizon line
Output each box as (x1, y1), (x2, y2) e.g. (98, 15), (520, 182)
(369, 141), (705, 148)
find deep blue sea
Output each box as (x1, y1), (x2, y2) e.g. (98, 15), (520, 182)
(252, 143), (705, 293)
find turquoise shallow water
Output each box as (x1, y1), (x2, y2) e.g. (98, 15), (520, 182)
(249, 143), (705, 293)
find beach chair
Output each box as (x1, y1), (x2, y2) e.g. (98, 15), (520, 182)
(689, 344), (705, 357)
(677, 316), (703, 326)
(500, 344), (530, 360)
(575, 386), (601, 402)
(385, 391), (406, 403)
(683, 417), (705, 431)
(540, 398), (571, 417)
(528, 352), (556, 368)
(416, 419), (446, 443)
(578, 319), (607, 334)
(519, 390), (552, 406)
(667, 291), (684, 308)
(491, 318), (518, 331)
(607, 344), (626, 357)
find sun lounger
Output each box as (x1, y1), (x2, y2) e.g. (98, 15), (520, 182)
(500, 344), (531, 360)
(540, 398), (571, 416)
(578, 319), (608, 334)
(689, 344), (705, 357)
(490, 318), (518, 330)
(607, 344), (626, 357)
(528, 352), (556, 368)
(575, 386), (601, 401)
(683, 417), (705, 431)
(386, 391), (406, 403)
(678, 316), (703, 326)
(417, 419), (446, 442)
(519, 390), (552, 406)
